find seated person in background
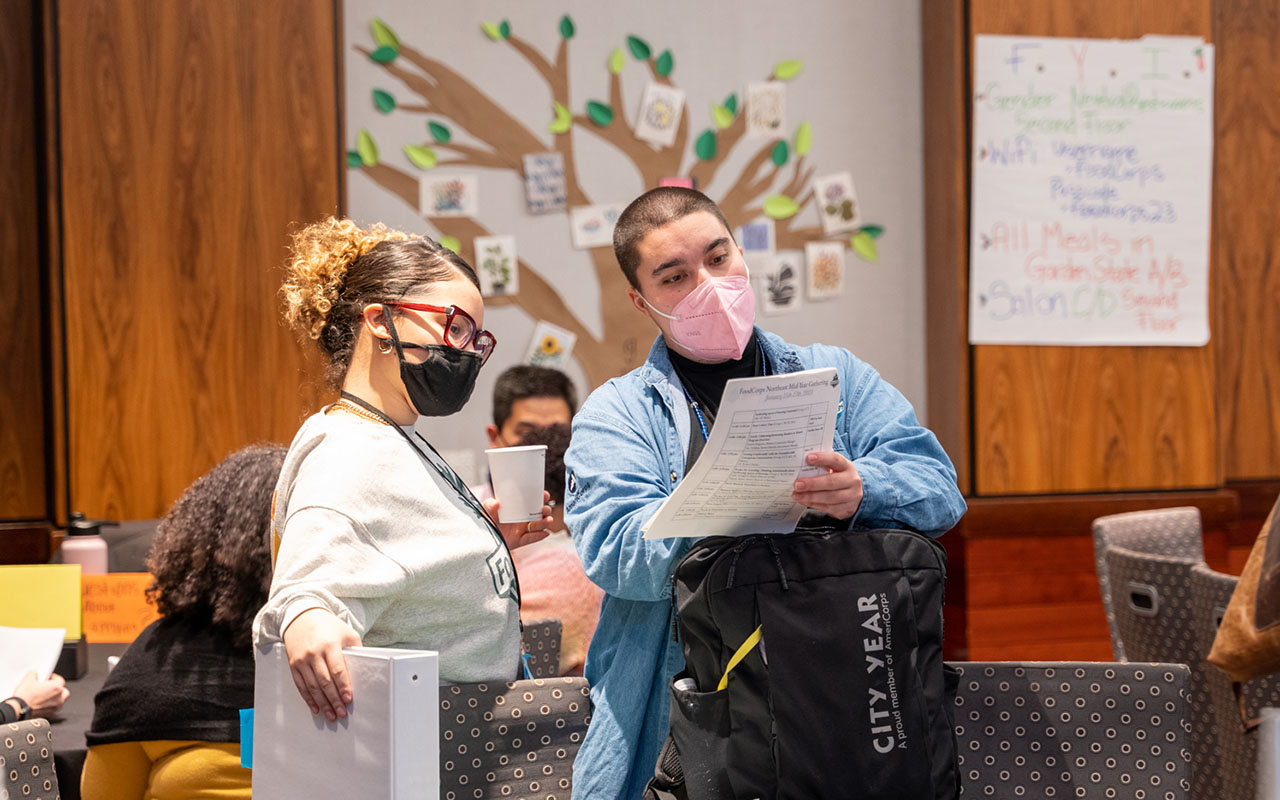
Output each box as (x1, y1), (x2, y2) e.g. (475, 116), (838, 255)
(476, 364), (577, 501)
(81, 443), (286, 800)
(1, 670), (68, 723)
(507, 423), (602, 676)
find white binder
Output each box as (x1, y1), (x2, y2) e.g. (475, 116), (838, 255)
(252, 643), (439, 800)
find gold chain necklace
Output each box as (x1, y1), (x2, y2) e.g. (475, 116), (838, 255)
(329, 399), (391, 425)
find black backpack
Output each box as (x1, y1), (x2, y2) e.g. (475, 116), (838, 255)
(649, 528), (959, 800)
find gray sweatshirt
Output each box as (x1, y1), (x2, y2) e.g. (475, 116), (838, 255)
(252, 410), (521, 683)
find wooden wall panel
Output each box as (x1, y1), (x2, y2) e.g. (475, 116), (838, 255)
(0, 0), (48, 521)
(57, 0), (337, 520)
(922, 0), (972, 494)
(968, 0), (1220, 495)
(1213, 1), (1280, 480)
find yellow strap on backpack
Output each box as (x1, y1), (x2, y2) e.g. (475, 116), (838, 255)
(717, 625), (764, 691)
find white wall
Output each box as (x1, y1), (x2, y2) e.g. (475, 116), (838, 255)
(343, 0), (926, 482)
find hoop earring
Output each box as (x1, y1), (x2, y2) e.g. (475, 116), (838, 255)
(377, 338), (393, 355)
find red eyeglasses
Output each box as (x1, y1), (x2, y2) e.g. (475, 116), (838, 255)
(382, 301), (498, 365)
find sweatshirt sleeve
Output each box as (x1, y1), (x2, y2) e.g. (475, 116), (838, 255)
(253, 505), (410, 645)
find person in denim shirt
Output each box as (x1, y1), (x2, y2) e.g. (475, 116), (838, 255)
(563, 188), (966, 800)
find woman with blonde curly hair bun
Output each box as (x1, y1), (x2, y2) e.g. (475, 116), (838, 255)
(253, 217), (553, 722)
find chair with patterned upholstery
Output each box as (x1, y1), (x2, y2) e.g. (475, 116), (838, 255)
(521, 618), (563, 678)
(438, 676), (591, 800)
(1092, 506), (1205, 661)
(1, 718), (60, 800)
(951, 661), (1192, 799)
(1189, 563), (1280, 800)
(1105, 545), (1218, 798)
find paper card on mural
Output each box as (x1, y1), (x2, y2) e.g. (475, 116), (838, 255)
(634, 83), (686, 148)
(736, 218), (776, 253)
(746, 82), (787, 139)
(805, 241), (845, 300)
(524, 320), (577, 368)
(522, 153), (567, 215)
(812, 171), (862, 236)
(569, 204), (624, 249)
(420, 174), (479, 218)
(659, 176), (695, 189)
(969, 35), (1214, 346)
(474, 235), (519, 297)
(756, 252), (804, 316)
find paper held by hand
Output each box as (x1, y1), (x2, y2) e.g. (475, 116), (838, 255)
(0, 625), (66, 696)
(642, 367), (840, 539)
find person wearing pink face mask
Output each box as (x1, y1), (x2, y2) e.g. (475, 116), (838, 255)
(562, 187), (967, 800)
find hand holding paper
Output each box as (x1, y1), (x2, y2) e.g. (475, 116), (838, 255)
(792, 451), (864, 519)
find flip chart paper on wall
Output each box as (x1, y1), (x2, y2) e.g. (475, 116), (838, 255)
(0, 564), (82, 639)
(969, 35), (1214, 346)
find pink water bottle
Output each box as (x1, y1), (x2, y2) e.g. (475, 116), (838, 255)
(61, 512), (113, 574)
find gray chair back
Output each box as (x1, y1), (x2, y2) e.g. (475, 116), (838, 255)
(521, 618), (563, 678)
(1092, 507), (1204, 661)
(439, 677), (590, 799)
(1, 718), (59, 800)
(1106, 546), (1217, 799)
(1189, 564), (1280, 800)
(952, 661), (1191, 799)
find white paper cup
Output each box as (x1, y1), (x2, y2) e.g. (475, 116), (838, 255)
(485, 445), (547, 523)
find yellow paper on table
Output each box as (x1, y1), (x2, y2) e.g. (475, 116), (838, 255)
(0, 564), (82, 639)
(82, 573), (161, 643)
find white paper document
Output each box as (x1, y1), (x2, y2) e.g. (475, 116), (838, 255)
(0, 625), (66, 695)
(643, 368), (840, 539)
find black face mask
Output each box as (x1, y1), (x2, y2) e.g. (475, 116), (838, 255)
(385, 315), (481, 417)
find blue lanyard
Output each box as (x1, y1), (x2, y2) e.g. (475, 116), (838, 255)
(678, 342), (770, 442)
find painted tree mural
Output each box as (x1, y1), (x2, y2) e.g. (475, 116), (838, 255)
(349, 15), (883, 387)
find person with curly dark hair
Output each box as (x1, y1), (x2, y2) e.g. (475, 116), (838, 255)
(80, 443), (286, 800)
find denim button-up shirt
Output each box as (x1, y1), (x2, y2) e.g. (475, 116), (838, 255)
(563, 328), (966, 799)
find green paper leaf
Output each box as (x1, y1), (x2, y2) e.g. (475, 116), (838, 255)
(860, 224), (885, 240)
(763, 194), (799, 219)
(356, 130), (378, 167)
(549, 101), (572, 134)
(771, 140), (789, 167)
(499, 20), (511, 39)
(795, 121), (813, 156)
(347, 150), (363, 168)
(695, 129), (717, 161)
(851, 231), (878, 262)
(372, 89), (395, 114)
(711, 104), (734, 130)
(369, 45), (397, 63)
(723, 93), (738, 115)
(774, 59), (804, 80)
(403, 144), (436, 169)
(439, 235), (460, 253)
(656, 50), (674, 77)
(608, 47), (626, 74)
(428, 121), (452, 144)
(586, 100), (614, 127)
(481, 21), (502, 41)
(370, 18), (400, 52)
(559, 14), (575, 39)
(627, 35), (651, 60)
